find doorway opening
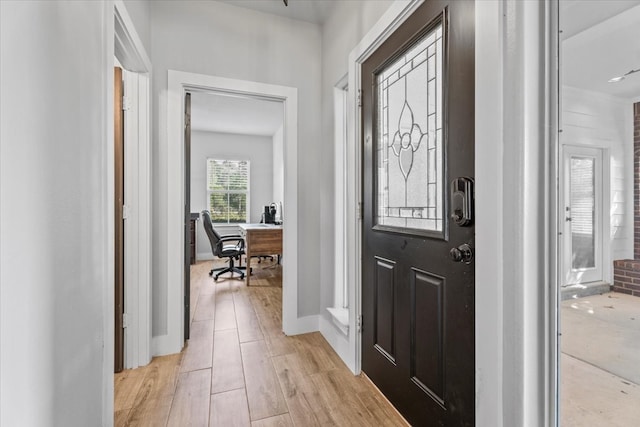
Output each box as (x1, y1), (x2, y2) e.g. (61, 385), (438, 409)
(164, 70), (301, 356)
(559, 2), (640, 424)
(186, 89), (285, 330)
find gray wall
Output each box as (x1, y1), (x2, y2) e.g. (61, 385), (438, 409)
(150, 0), (322, 335)
(1, 1), (112, 425)
(191, 130), (274, 260)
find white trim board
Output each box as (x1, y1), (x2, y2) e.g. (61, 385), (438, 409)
(102, 2), (116, 424)
(114, 0), (153, 370)
(159, 70), (301, 356)
(122, 69), (153, 369)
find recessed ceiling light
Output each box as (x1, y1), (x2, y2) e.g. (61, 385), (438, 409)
(608, 68), (640, 83)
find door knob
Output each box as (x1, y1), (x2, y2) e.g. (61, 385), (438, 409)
(450, 244), (473, 264)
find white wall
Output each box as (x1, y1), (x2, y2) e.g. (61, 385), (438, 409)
(191, 130), (273, 260)
(562, 86), (634, 272)
(0, 1), (113, 425)
(150, 0), (322, 337)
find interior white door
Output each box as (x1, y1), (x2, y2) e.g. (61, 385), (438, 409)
(562, 145), (604, 285)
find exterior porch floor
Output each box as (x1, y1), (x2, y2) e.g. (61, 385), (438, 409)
(561, 292), (640, 426)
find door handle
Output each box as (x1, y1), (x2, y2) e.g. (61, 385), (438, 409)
(450, 244), (473, 264)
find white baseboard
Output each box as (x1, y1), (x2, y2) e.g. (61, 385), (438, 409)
(320, 314), (356, 373)
(152, 333), (183, 357)
(284, 314), (319, 336)
(197, 252), (214, 261)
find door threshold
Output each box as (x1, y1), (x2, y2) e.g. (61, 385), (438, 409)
(561, 281), (611, 301)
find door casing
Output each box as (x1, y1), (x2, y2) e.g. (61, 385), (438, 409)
(163, 70), (302, 356)
(115, 0), (153, 370)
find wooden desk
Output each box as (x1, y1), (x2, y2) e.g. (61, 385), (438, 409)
(189, 213), (199, 265)
(238, 224), (283, 286)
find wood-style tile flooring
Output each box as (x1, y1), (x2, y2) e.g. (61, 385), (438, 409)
(115, 258), (407, 426)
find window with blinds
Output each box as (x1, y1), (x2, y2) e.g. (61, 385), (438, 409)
(207, 159), (250, 224)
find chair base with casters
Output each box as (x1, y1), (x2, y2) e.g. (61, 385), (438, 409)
(252, 254), (273, 264)
(251, 254), (281, 265)
(209, 255), (246, 281)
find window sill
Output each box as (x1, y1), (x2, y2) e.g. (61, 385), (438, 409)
(326, 307), (349, 336)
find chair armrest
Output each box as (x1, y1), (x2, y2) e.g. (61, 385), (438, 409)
(216, 235), (245, 252)
(220, 234), (243, 241)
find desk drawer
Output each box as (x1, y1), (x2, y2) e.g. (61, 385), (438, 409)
(247, 229), (282, 254)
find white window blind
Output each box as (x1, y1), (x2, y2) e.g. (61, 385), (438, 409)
(207, 159), (250, 224)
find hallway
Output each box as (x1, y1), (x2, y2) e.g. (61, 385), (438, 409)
(114, 260), (407, 426)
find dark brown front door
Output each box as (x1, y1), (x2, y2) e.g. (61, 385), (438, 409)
(114, 66), (124, 373)
(361, 1), (475, 425)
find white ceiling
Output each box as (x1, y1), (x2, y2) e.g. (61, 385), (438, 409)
(562, 1), (640, 99)
(218, 0), (336, 25)
(190, 92), (284, 136)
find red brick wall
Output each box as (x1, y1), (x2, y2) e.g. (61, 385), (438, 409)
(614, 102), (640, 296)
(613, 260), (640, 296)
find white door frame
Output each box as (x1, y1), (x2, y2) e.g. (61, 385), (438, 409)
(560, 144), (609, 286)
(114, 0), (153, 369)
(162, 70), (300, 355)
(341, 0), (425, 377)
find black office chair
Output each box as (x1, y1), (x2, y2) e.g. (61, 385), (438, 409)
(201, 210), (247, 281)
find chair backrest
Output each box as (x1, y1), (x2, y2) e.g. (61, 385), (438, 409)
(201, 210), (222, 256)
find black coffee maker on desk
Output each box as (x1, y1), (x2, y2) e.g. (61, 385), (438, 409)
(262, 203), (277, 224)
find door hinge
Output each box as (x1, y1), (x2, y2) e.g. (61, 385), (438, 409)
(357, 89), (362, 108)
(122, 313), (129, 329)
(122, 95), (131, 111)
(356, 314), (363, 332)
(122, 204), (129, 220)
(357, 201), (363, 220)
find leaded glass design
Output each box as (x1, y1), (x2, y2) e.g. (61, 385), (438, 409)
(376, 24), (443, 232)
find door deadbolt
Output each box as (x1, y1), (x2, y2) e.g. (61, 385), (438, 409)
(451, 177), (474, 227)
(450, 244), (473, 264)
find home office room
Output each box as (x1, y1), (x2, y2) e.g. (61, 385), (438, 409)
(188, 89), (285, 298)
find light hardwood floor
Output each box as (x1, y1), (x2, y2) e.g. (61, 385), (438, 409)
(115, 258), (408, 426)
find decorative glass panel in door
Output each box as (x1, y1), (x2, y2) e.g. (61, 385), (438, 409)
(376, 24), (443, 234)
